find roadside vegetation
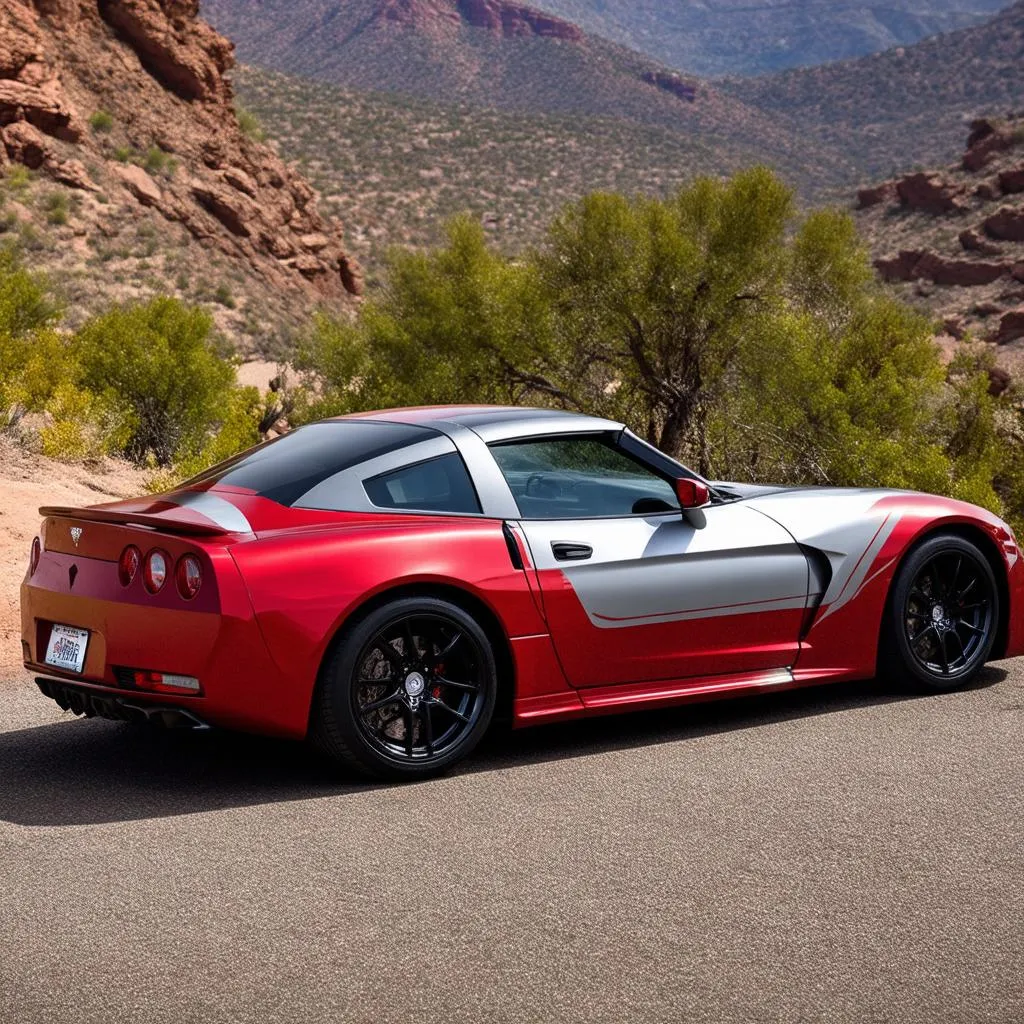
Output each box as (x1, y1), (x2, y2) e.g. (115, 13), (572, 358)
(3, 166), (1023, 527)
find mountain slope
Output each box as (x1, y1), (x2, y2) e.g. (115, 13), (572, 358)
(725, 1), (1024, 179)
(234, 65), (809, 276)
(201, 0), (852, 189)
(1, 0), (361, 354)
(524, 0), (1012, 77)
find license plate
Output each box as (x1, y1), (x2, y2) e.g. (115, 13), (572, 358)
(44, 624), (90, 674)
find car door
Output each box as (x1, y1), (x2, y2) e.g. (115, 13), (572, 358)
(490, 434), (810, 689)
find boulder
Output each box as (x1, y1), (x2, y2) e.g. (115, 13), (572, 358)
(220, 166), (258, 197)
(191, 180), (255, 236)
(0, 79), (81, 141)
(874, 250), (922, 282)
(115, 163), (163, 206)
(299, 232), (330, 252)
(987, 365), (1012, 397)
(48, 157), (98, 191)
(993, 308), (1024, 345)
(857, 181), (896, 209)
(999, 166), (1024, 195)
(1, 119), (51, 168)
(983, 207), (1024, 243)
(959, 228), (1002, 256)
(896, 172), (965, 214)
(913, 252), (1008, 287)
(962, 118), (1012, 172)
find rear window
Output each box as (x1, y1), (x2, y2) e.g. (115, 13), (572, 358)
(185, 421), (442, 507)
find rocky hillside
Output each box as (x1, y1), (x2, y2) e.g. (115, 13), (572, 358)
(202, 0), (851, 189)
(725, 1), (1024, 180)
(234, 65), (833, 276)
(0, 0), (361, 355)
(525, 0), (1011, 77)
(856, 117), (1024, 382)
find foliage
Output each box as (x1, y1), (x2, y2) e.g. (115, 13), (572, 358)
(73, 298), (240, 466)
(43, 192), (69, 226)
(295, 217), (558, 417)
(235, 105), (266, 142)
(88, 110), (114, 133)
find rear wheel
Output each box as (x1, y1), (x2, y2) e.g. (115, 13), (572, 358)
(884, 534), (998, 691)
(311, 597), (498, 780)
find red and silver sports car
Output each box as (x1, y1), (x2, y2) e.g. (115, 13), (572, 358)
(21, 405), (1024, 778)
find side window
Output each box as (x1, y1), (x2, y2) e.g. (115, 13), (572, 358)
(490, 437), (679, 519)
(363, 453), (481, 515)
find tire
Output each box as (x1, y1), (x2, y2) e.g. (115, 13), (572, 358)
(310, 596), (498, 780)
(882, 534), (999, 692)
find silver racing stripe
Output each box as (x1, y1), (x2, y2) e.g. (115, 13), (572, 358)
(170, 490), (253, 534)
(517, 504), (810, 630)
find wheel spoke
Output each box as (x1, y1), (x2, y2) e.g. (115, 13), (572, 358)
(402, 618), (419, 659)
(375, 639), (404, 674)
(958, 619), (985, 635)
(938, 631), (950, 674)
(404, 705), (414, 758)
(360, 690), (403, 715)
(948, 627), (968, 661)
(422, 703), (435, 756)
(948, 556), (962, 597)
(958, 601), (986, 613)
(435, 675), (479, 692)
(910, 623), (936, 645)
(955, 578), (977, 602)
(430, 696), (470, 723)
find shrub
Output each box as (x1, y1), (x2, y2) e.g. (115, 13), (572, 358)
(235, 106), (266, 142)
(73, 297), (240, 466)
(88, 110), (114, 133)
(143, 146), (178, 179)
(43, 192), (69, 226)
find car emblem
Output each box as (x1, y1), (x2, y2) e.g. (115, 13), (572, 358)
(70, 527), (82, 547)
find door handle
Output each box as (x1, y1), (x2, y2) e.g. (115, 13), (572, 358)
(552, 542), (593, 562)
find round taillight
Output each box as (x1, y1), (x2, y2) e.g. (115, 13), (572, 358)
(175, 554), (202, 600)
(29, 536), (41, 576)
(143, 549), (169, 593)
(118, 545), (141, 587)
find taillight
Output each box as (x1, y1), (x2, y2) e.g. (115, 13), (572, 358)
(29, 536), (41, 576)
(118, 545), (141, 587)
(132, 670), (202, 695)
(143, 549), (169, 593)
(175, 555), (202, 600)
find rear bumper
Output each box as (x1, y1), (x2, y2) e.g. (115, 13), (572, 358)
(35, 676), (209, 729)
(21, 555), (310, 739)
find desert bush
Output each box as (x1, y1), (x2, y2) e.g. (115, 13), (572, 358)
(43, 192), (69, 226)
(73, 297), (241, 466)
(235, 105), (266, 142)
(88, 110), (114, 133)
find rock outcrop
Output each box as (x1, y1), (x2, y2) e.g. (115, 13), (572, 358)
(0, 0), (362, 305)
(856, 115), (1024, 365)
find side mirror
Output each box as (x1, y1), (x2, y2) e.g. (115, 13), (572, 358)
(675, 478), (710, 509)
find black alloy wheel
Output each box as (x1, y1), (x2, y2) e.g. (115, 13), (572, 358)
(312, 597), (498, 779)
(886, 534), (999, 691)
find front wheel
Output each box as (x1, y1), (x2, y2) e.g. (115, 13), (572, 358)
(311, 597), (498, 780)
(884, 534), (999, 691)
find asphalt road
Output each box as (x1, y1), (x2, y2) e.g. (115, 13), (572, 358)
(1, 664), (1022, 1024)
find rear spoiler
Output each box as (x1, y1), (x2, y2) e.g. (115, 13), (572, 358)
(39, 506), (234, 537)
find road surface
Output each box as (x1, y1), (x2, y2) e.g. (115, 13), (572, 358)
(1, 664), (1021, 1023)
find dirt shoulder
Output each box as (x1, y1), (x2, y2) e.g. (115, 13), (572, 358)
(0, 439), (148, 684)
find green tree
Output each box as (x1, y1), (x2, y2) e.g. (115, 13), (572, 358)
(74, 297), (238, 465)
(295, 216), (558, 417)
(533, 168), (794, 469)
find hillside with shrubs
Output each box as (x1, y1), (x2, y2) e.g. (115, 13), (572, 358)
(0, 0), (360, 356)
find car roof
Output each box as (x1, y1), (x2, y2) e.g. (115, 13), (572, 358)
(332, 405), (623, 442)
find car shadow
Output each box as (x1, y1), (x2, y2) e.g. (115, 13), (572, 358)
(0, 666), (1010, 828)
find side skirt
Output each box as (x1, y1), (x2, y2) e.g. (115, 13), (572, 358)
(512, 666), (860, 727)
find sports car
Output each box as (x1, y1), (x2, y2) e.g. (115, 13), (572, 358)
(21, 405), (1024, 778)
